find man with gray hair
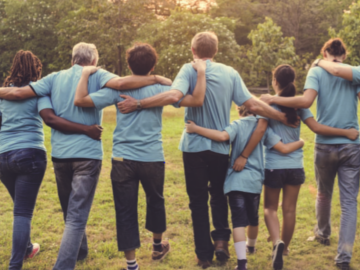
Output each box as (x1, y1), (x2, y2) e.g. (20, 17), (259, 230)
(0, 42), (171, 270)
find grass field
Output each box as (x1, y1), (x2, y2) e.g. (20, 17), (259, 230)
(1, 104), (360, 270)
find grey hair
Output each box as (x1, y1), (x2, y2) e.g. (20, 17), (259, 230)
(72, 42), (99, 65)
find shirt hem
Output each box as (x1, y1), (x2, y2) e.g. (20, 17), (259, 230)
(0, 146), (46, 155)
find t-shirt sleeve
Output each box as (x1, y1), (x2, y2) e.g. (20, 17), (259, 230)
(232, 70), (252, 106)
(89, 88), (119, 110)
(256, 114), (268, 121)
(96, 69), (119, 88)
(299, 108), (313, 121)
(263, 127), (281, 149)
(171, 64), (191, 96)
(224, 121), (238, 143)
(304, 68), (320, 92)
(30, 73), (56, 96)
(37, 96), (53, 112)
(351, 66), (360, 85)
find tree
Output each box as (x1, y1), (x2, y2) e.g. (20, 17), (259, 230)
(330, 1), (360, 65)
(247, 17), (297, 88)
(135, 11), (241, 79)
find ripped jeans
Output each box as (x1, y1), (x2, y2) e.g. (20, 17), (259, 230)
(314, 143), (360, 263)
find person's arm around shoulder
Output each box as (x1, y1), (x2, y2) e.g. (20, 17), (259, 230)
(260, 89), (317, 109)
(185, 120), (230, 142)
(315, 59), (353, 82)
(178, 59), (207, 107)
(232, 118), (268, 172)
(0, 85), (36, 100)
(273, 139), (305, 154)
(74, 66), (100, 107)
(105, 74), (172, 90)
(304, 117), (359, 140)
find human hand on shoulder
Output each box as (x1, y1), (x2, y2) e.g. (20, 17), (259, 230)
(260, 94), (274, 105)
(232, 155), (247, 172)
(345, 128), (359, 141)
(191, 59), (206, 73)
(82, 66), (101, 76)
(185, 120), (198, 133)
(280, 113), (300, 128)
(155, 75), (172, 86)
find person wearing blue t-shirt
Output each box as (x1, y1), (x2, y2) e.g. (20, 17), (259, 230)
(260, 39), (360, 270)
(0, 43), (172, 270)
(185, 106), (304, 270)
(116, 32), (295, 268)
(73, 43), (206, 270)
(0, 50), (107, 270)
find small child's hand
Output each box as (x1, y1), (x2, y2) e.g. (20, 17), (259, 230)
(346, 128), (359, 141)
(233, 155), (247, 172)
(185, 120), (197, 133)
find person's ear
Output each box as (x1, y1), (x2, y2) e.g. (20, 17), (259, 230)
(127, 65), (133, 75)
(91, 59), (97, 66)
(71, 60), (74, 66)
(191, 47), (198, 59)
(323, 51), (328, 59)
(150, 66), (155, 72)
(342, 54), (346, 61)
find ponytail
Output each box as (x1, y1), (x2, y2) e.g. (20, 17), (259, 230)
(273, 65), (298, 125)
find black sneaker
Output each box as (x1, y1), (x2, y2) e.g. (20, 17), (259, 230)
(272, 240), (284, 270)
(246, 245), (256, 254)
(335, 262), (350, 270)
(315, 234), (330, 246)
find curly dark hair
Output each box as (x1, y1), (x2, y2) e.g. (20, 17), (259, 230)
(3, 50), (42, 87)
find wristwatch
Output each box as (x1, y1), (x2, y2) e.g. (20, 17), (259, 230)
(136, 100), (142, 110)
(314, 58), (322, 66)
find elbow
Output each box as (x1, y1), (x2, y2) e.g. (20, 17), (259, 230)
(169, 92), (182, 104)
(42, 115), (56, 127)
(219, 134), (229, 142)
(116, 80), (125, 90)
(278, 147), (288, 154)
(74, 99), (81, 107)
(300, 99), (312, 109)
(332, 66), (341, 76)
(193, 98), (205, 107)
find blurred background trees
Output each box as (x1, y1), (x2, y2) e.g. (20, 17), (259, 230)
(0, 0), (358, 93)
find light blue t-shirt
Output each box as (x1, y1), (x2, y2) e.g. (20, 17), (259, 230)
(259, 105), (313, 169)
(90, 84), (170, 162)
(30, 65), (117, 160)
(223, 116), (281, 194)
(304, 66), (360, 144)
(351, 66), (360, 85)
(0, 92), (46, 154)
(172, 60), (252, 155)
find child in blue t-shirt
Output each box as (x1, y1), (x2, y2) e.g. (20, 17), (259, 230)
(186, 106), (304, 270)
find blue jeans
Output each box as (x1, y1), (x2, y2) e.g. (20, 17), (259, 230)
(314, 143), (360, 263)
(0, 148), (47, 270)
(52, 159), (101, 270)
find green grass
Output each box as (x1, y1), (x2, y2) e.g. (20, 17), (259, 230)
(1, 104), (360, 270)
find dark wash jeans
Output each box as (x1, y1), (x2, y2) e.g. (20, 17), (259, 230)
(52, 159), (101, 270)
(0, 148), (47, 270)
(183, 151), (231, 262)
(111, 159), (166, 251)
(314, 143), (360, 264)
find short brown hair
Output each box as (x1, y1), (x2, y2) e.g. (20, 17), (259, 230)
(191, 32), (218, 58)
(321, 38), (347, 57)
(236, 105), (252, 117)
(126, 43), (158, 75)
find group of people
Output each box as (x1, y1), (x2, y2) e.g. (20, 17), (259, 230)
(0, 30), (359, 270)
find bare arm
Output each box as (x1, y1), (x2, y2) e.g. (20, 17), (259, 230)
(0, 86), (36, 100)
(185, 120), (230, 142)
(39, 109), (102, 140)
(260, 89), (318, 109)
(105, 74), (172, 90)
(74, 67), (98, 107)
(232, 119), (268, 171)
(317, 60), (353, 81)
(117, 59), (207, 113)
(273, 139), (304, 154)
(304, 117), (359, 140)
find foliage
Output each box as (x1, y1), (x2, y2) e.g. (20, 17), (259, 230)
(246, 17), (297, 88)
(330, 1), (360, 66)
(136, 11), (241, 79)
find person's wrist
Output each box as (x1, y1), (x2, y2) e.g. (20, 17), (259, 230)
(136, 100), (142, 110)
(240, 154), (248, 159)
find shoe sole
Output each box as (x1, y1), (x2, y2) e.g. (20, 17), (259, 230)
(215, 250), (230, 262)
(273, 242), (284, 270)
(152, 245), (171, 261)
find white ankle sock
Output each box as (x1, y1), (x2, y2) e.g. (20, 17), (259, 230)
(247, 238), (257, 247)
(126, 259), (139, 270)
(234, 241), (247, 260)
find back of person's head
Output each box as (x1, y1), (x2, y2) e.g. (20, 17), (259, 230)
(3, 50), (42, 87)
(273, 64), (298, 125)
(126, 43), (158, 76)
(191, 32), (218, 59)
(72, 42), (99, 66)
(321, 38), (347, 57)
(237, 105), (253, 117)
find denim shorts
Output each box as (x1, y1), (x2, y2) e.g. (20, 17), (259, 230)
(228, 191), (260, 228)
(264, 168), (305, 189)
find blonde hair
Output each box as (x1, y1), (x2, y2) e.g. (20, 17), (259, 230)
(72, 42), (99, 66)
(191, 32), (218, 58)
